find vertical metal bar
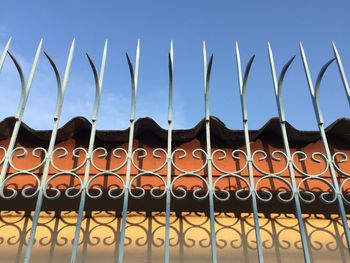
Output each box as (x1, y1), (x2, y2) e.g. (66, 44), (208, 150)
(300, 42), (350, 252)
(0, 39), (43, 191)
(24, 39), (75, 263)
(70, 40), (108, 263)
(164, 41), (173, 263)
(202, 42), (217, 263)
(267, 43), (311, 263)
(332, 42), (350, 106)
(118, 40), (140, 263)
(0, 37), (11, 73)
(235, 42), (264, 263)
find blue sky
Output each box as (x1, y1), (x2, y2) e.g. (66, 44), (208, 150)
(0, 0), (349, 130)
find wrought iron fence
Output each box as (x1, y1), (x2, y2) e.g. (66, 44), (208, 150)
(0, 38), (349, 263)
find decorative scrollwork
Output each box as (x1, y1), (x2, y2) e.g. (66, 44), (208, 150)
(90, 147), (127, 172)
(9, 147), (47, 172)
(131, 148), (167, 173)
(86, 171), (125, 199)
(1, 144), (347, 208)
(170, 173), (209, 200)
(213, 174), (251, 202)
(129, 171), (166, 199)
(332, 152), (350, 177)
(211, 149), (248, 174)
(297, 177), (337, 204)
(0, 147), (7, 166)
(292, 151), (329, 177)
(339, 177), (350, 205)
(255, 175), (294, 203)
(171, 148), (208, 174)
(0, 171), (41, 199)
(43, 172), (84, 200)
(251, 150), (289, 176)
(50, 147), (88, 172)
(249, 150), (294, 203)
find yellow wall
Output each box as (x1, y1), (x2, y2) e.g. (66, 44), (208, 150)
(0, 211), (349, 262)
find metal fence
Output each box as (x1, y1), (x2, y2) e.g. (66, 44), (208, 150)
(0, 38), (349, 263)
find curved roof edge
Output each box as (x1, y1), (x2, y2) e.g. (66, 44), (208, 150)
(0, 116), (350, 145)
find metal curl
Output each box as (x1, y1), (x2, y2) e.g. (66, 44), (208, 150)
(86, 52), (102, 120)
(297, 176), (337, 204)
(86, 171), (125, 199)
(171, 148), (208, 173)
(44, 51), (62, 103)
(211, 149), (248, 174)
(339, 177), (350, 205)
(314, 58), (336, 102)
(205, 56), (213, 85)
(251, 150), (289, 175)
(9, 147), (47, 172)
(204, 53), (213, 110)
(242, 55), (255, 96)
(0, 171), (40, 199)
(7, 51), (26, 103)
(126, 42), (140, 120)
(213, 173), (252, 202)
(129, 171), (167, 199)
(90, 147), (128, 172)
(254, 174), (294, 203)
(277, 56), (295, 97)
(236, 42), (255, 121)
(43, 171), (83, 199)
(291, 151), (329, 177)
(332, 152), (350, 177)
(0, 147), (6, 166)
(50, 147), (88, 172)
(170, 173), (210, 200)
(131, 148), (167, 173)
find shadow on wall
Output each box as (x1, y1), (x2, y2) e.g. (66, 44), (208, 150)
(0, 211), (349, 263)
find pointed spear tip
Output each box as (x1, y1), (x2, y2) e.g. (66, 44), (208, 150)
(235, 41), (240, 52)
(125, 52), (131, 62)
(70, 38), (76, 48)
(3, 37), (12, 50)
(136, 40), (140, 56)
(267, 43), (273, 56)
(170, 40), (174, 56)
(331, 40), (337, 52)
(36, 38), (43, 53)
(299, 42), (305, 55)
